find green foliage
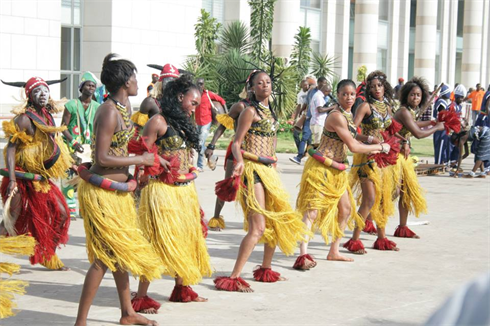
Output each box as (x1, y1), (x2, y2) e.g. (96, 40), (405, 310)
(290, 26), (312, 78)
(195, 9), (221, 63)
(248, 0), (276, 64)
(219, 21), (251, 54)
(277, 118), (295, 133)
(270, 57), (298, 119)
(310, 52), (337, 81)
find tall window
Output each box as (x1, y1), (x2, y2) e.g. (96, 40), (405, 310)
(300, 0), (322, 53)
(202, 0), (224, 24)
(61, 0), (82, 99)
(377, 1), (389, 73)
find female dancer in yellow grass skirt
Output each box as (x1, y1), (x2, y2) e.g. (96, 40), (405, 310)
(293, 79), (391, 269)
(344, 70), (400, 253)
(130, 74), (212, 312)
(392, 77), (445, 239)
(74, 53), (162, 326)
(0, 234), (35, 319)
(0, 76), (72, 271)
(214, 70), (309, 292)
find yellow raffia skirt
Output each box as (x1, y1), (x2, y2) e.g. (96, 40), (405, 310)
(138, 180), (212, 286)
(0, 235), (35, 319)
(297, 158), (364, 244)
(238, 160), (309, 256)
(349, 153), (397, 229)
(394, 154), (427, 217)
(78, 181), (162, 281)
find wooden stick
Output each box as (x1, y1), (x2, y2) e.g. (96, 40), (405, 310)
(416, 82), (444, 120)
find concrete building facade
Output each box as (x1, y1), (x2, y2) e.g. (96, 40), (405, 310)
(0, 0), (489, 114)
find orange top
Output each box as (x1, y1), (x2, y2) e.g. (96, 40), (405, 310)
(468, 90), (485, 111)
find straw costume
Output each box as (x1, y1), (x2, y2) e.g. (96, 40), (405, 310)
(392, 107), (428, 237)
(77, 98), (162, 282)
(0, 77), (72, 270)
(214, 101), (308, 291)
(347, 98), (398, 250)
(0, 234), (36, 319)
(132, 123), (212, 304)
(294, 107), (364, 268)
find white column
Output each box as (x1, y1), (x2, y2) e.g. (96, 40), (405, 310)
(439, 0), (450, 84)
(223, 0), (250, 28)
(398, 0), (411, 82)
(414, 0), (438, 86)
(447, 0), (458, 86)
(388, 0), (410, 83)
(482, 0), (489, 87)
(353, 0), (379, 76)
(461, 0), (484, 88)
(322, 0), (349, 78)
(271, 0), (300, 58)
(387, 0), (399, 83)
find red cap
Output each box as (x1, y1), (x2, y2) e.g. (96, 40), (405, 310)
(398, 77), (404, 83)
(152, 73), (158, 78)
(25, 77), (49, 98)
(159, 64), (180, 82)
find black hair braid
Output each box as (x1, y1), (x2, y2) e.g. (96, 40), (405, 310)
(159, 75), (201, 151)
(101, 53), (137, 94)
(399, 76), (430, 109)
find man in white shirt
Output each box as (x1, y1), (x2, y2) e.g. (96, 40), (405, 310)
(310, 84), (333, 145)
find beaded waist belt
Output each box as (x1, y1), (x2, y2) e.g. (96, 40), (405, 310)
(307, 148), (347, 171)
(0, 168), (45, 181)
(241, 150), (277, 165)
(149, 166), (198, 185)
(77, 163), (137, 192)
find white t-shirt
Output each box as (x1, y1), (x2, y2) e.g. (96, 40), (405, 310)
(297, 89), (308, 105)
(310, 91), (327, 126)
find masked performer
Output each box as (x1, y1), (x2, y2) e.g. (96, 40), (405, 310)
(74, 53), (162, 326)
(0, 77), (72, 270)
(293, 79), (390, 269)
(391, 77), (445, 239)
(61, 72), (100, 220)
(344, 70), (399, 253)
(131, 75), (212, 312)
(213, 71), (308, 293)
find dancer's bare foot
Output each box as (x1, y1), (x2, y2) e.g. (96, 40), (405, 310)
(327, 254), (354, 262)
(278, 275), (288, 281)
(120, 313), (158, 325)
(193, 296), (208, 302)
(140, 308), (158, 314)
(237, 283), (254, 293)
(59, 266), (71, 271)
(209, 227), (222, 232)
(353, 248), (367, 255)
(301, 258), (317, 270)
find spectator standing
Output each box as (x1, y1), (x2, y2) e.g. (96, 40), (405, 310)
(292, 80), (310, 151)
(290, 76), (327, 164)
(393, 77), (404, 99)
(309, 84), (332, 146)
(195, 77), (226, 171)
(147, 73), (158, 97)
(467, 83), (485, 125)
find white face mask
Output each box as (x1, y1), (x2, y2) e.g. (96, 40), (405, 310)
(30, 85), (50, 107)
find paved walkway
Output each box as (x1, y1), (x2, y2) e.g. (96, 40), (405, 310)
(2, 151), (489, 326)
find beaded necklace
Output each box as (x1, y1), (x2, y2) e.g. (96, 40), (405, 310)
(108, 96), (131, 128)
(256, 101), (277, 132)
(372, 98), (389, 117)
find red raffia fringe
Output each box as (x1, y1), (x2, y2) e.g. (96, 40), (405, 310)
(215, 175), (245, 202)
(131, 295), (161, 312)
(385, 119), (403, 136)
(292, 254), (316, 270)
(214, 276), (251, 291)
(200, 207), (208, 238)
(438, 110), (461, 134)
(253, 267), (281, 282)
(394, 225), (417, 238)
(369, 132), (401, 168)
(169, 285), (198, 302)
(343, 239), (365, 252)
(362, 219), (377, 234)
(373, 238), (398, 250)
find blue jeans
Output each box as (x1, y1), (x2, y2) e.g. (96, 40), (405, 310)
(197, 122), (212, 169)
(297, 118), (312, 159)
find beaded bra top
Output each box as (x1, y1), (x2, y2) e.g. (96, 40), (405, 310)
(399, 106), (416, 139)
(317, 106), (356, 162)
(155, 124), (191, 171)
(242, 102), (279, 158)
(91, 97), (135, 168)
(361, 99), (393, 132)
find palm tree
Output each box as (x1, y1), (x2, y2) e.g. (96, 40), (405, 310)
(310, 52), (337, 81)
(219, 21), (251, 54)
(290, 26), (312, 79)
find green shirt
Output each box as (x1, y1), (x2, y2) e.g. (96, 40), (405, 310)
(64, 98), (99, 145)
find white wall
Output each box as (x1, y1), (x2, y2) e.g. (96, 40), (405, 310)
(0, 0), (62, 115)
